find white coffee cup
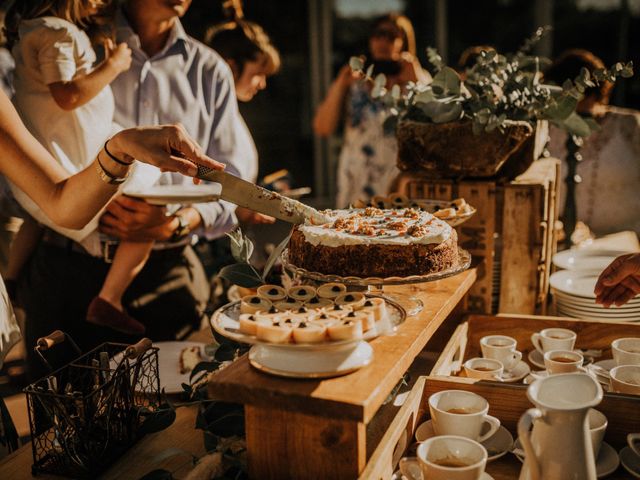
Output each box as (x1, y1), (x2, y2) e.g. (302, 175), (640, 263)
(399, 435), (488, 480)
(628, 433), (640, 457)
(429, 390), (501, 442)
(612, 338), (640, 366)
(464, 357), (504, 381)
(480, 335), (522, 371)
(610, 365), (640, 394)
(543, 349), (584, 375)
(531, 328), (576, 354)
(588, 409), (607, 458)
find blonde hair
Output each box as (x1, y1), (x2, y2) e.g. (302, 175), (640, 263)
(372, 13), (417, 57)
(5, 0), (107, 48)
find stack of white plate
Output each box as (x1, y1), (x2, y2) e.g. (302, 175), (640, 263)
(550, 269), (640, 322)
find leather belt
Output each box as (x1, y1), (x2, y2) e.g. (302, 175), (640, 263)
(41, 229), (185, 264)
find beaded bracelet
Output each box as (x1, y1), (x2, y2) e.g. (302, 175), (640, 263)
(104, 139), (134, 166)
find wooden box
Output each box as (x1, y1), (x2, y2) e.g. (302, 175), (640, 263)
(394, 158), (560, 315)
(359, 314), (640, 479)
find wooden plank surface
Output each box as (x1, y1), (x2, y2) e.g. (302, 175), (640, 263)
(246, 406), (365, 480)
(209, 270), (477, 424)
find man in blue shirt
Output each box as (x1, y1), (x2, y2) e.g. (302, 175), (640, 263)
(18, 0), (253, 370)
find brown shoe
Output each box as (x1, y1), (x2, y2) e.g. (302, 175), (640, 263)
(87, 297), (146, 335)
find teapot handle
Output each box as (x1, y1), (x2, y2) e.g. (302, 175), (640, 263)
(518, 408), (543, 480)
(628, 433), (640, 457)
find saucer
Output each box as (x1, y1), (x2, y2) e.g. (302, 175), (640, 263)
(594, 359), (617, 372)
(621, 446), (640, 478)
(391, 470), (494, 480)
(524, 366), (588, 384)
(513, 439), (619, 478)
(500, 361), (530, 383)
(414, 420), (513, 462)
(527, 349), (593, 369)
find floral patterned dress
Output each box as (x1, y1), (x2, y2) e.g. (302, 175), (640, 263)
(335, 82), (399, 208)
(548, 106), (640, 237)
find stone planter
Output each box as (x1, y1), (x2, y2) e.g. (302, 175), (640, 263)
(396, 119), (548, 180)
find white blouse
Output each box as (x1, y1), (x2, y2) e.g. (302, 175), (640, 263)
(0, 276), (20, 369)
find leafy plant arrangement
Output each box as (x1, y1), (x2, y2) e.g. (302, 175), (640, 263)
(350, 27), (633, 137)
(217, 228), (292, 288)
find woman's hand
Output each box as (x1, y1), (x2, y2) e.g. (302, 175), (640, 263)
(108, 124), (225, 178)
(594, 253), (640, 307)
(397, 52), (431, 84)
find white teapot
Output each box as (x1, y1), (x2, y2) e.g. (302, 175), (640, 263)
(518, 373), (603, 480)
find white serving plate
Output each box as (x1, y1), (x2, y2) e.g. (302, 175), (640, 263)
(552, 249), (630, 271)
(124, 184), (221, 205)
(556, 304), (640, 322)
(210, 296), (405, 350)
(552, 289), (640, 310)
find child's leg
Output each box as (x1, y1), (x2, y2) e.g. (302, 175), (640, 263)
(87, 241), (153, 335)
(6, 217), (43, 281)
(99, 241), (154, 309)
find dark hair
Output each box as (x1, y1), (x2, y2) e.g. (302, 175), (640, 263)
(205, 19), (280, 77)
(544, 49), (613, 104)
(370, 13), (416, 57)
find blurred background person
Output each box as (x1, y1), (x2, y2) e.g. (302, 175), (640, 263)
(544, 49), (640, 238)
(313, 13), (429, 208)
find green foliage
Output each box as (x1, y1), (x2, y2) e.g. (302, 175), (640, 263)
(351, 27), (633, 137)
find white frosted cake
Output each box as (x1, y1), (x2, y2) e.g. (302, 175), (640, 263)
(288, 207), (458, 277)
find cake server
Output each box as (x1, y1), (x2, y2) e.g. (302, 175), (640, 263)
(196, 165), (331, 224)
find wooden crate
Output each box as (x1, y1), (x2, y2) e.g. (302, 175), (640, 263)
(394, 158), (560, 315)
(359, 314), (640, 479)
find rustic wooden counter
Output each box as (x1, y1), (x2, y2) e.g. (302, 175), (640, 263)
(208, 270), (476, 479)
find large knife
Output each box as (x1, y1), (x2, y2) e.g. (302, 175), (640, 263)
(196, 165), (330, 225)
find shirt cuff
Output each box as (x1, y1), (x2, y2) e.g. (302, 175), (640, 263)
(191, 199), (238, 240)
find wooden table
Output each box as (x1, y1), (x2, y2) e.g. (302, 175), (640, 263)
(208, 270), (476, 479)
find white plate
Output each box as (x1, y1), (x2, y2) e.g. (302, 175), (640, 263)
(594, 359), (617, 372)
(210, 298), (405, 350)
(621, 446), (640, 478)
(556, 305), (640, 322)
(524, 366), (589, 384)
(248, 340), (373, 378)
(392, 468), (494, 480)
(513, 439), (619, 478)
(500, 361), (531, 383)
(124, 184), (221, 205)
(414, 420), (513, 462)
(553, 290), (640, 311)
(155, 341), (212, 394)
(527, 350), (546, 369)
(553, 249), (630, 271)
(550, 270), (603, 298)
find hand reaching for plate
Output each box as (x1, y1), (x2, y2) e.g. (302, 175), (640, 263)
(594, 253), (640, 307)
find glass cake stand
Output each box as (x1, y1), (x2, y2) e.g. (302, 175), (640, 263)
(281, 247), (472, 316)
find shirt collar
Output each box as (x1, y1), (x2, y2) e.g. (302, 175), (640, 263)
(115, 8), (189, 60)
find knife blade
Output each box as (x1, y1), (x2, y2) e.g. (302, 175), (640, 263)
(196, 165), (331, 225)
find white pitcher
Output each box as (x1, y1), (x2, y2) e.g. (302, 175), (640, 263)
(518, 373), (603, 480)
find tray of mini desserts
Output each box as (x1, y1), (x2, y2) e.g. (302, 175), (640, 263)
(353, 193), (476, 227)
(210, 282), (406, 350)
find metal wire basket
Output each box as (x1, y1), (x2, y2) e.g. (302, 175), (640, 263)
(24, 331), (160, 478)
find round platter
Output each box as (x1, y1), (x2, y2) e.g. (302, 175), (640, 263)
(209, 295), (406, 350)
(281, 247), (472, 287)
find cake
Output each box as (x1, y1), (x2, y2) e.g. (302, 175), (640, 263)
(288, 207), (458, 278)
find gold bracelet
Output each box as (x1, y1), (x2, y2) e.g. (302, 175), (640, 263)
(95, 155), (129, 185)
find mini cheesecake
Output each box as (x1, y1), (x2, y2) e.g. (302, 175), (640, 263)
(292, 322), (327, 343)
(256, 321), (293, 343)
(240, 295), (273, 314)
(257, 285), (287, 302)
(345, 310), (376, 332)
(335, 292), (366, 310)
(304, 297), (333, 309)
(327, 319), (363, 341)
(326, 304), (353, 317)
(310, 312), (340, 327)
(360, 297), (387, 322)
(287, 285), (317, 302)
(317, 283), (347, 299)
(274, 298), (303, 312)
(239, 314), (269, 335)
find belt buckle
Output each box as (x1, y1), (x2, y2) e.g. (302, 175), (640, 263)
(102, 240), (119, 264)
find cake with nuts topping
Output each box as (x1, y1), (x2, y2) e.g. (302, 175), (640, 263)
(288, 207), (458, 277)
